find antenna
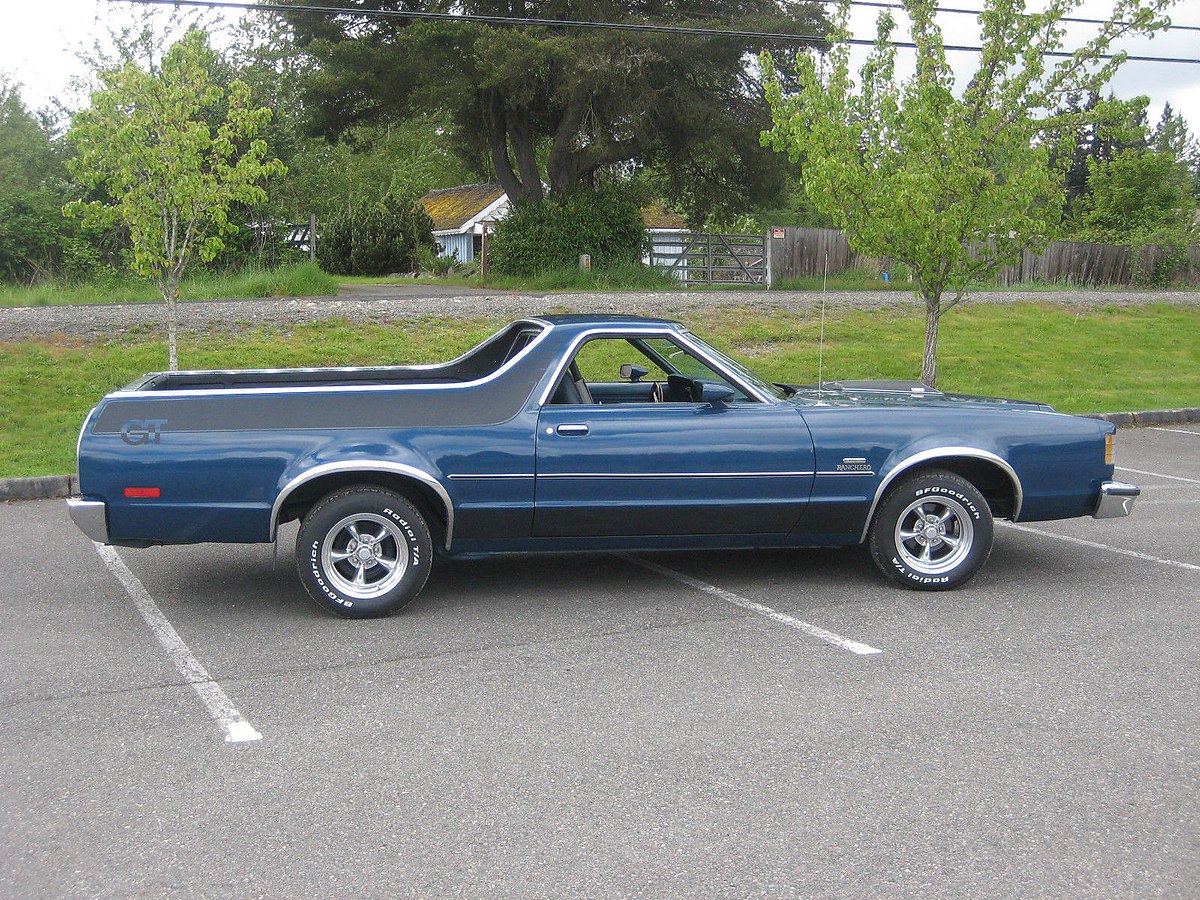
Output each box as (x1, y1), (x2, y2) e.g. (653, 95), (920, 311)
(817, 250), (828, 404)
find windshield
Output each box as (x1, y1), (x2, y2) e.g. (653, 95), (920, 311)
(681, 332), (787, 401)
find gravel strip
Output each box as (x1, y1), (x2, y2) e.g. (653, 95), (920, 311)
(1, 285), (1197, 342)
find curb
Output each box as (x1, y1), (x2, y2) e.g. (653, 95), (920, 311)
(3, 409), (1197, 503)
(0, 474), (79, 501)
(1085, 407), (1200, 428)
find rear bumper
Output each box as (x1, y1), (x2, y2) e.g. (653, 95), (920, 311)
(1093, 481), (1140, 519)
(68, 498), (109, 543)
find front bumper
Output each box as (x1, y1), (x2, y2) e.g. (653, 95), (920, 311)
(68, 498), (109, 543)
(1093, 481), (1140, 519)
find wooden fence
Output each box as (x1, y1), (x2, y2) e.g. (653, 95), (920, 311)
(766, 226), (1200, 287)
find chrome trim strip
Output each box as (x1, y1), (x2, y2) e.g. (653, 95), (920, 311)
(535, 471), (815, 479)
(68, 498), (109, 543)
(106, 321), (552, 399)
(453, 470), (864, 480)
(270, 461), (454, 551)
(76, 405), (97, 468)
(535, 325), (773, 407)
(447, 473), (535, 480)
(857, 447), (1024, 542)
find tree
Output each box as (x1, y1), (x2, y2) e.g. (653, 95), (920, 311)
(762, 0), (1169, 387)
(66, 30), (284, 370)
(1051, 91), (1149, 218)
(1077, 148), (1197, 284)
(1080, 149), (1197, 241)
(0, 79), (72, 281)
(277, 0), (825, 220)
(1150, 102), (1200, 198)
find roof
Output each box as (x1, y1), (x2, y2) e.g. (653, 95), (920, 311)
(641, 201), (687, 230)
(533, 314), (684, 329)
(420, 183), (507, 231)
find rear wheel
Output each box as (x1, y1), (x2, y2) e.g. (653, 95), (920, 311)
(868, 470), (993, 590)
(296, 487), (432, 618)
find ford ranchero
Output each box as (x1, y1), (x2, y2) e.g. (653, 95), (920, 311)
(68, 315), (1139, 617)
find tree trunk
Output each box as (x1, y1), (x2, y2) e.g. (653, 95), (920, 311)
(921, 294), (940, 389)
(162, 273), (179, 372)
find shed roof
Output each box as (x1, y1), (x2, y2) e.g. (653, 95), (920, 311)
(420, 183), (507, 231)
(420, 184), (688, 231)
(641, 201), (687, 229)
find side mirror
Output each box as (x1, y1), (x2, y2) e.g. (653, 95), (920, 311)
(703, 383), (737, 404)
(620, 363), (650, 382)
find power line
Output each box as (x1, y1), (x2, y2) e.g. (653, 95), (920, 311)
(115, 0), (1200, 64)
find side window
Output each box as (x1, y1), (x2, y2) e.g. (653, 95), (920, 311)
(547, 334), (752, 404)
(572, 338), (669, 383)
(638, 337), (751, 402)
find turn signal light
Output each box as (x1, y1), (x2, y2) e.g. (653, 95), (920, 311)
(1104, 433), (1115, 465)
(124, 487), (161, 498)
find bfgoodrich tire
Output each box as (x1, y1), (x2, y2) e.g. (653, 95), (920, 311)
(296, 487), (433, 618)
(868, 469), (993, 590)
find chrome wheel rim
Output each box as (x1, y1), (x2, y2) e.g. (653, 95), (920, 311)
(894, 496), (974, 575)
(321, 513), (409, 600)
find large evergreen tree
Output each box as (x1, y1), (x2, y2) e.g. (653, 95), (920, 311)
(274, 0), (824, 220)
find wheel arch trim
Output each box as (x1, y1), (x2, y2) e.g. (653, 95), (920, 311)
(858, 447), (1023, 542)
(270, 461), (454, 550)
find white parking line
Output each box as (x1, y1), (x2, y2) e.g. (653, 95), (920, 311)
(1117, 466), (1200, 485)
(93, 543), (263, 744)
(619, 554), (883, 655)
(1001, 523), (1200, 573)
(1150, 427), (1200, 436)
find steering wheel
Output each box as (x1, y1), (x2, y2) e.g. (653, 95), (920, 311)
(650, 381), (664, 403)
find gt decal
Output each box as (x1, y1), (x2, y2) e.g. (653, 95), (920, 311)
(120, 419), (168, 446)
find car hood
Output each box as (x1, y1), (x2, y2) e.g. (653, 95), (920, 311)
(781, 380), (1055, 412)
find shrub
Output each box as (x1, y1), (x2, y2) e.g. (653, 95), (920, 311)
(488, 185), (647, 277)
(317, 194), (435, 276)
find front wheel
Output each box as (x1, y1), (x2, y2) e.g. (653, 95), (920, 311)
(868, 470), (993, 590)
(296, 487), (433, 618)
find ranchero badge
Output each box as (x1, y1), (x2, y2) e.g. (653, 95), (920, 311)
(837, 457), (872, 473)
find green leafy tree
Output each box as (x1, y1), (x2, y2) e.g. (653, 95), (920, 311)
(1077, 147), (1197, 283)
(277, 0), (825, 221)
(0, 79), (73, 281)
(762, 0), (1169, 387)
(1150, 102), (1200, 198)
(1051, 91), (1149, 218)
(1080, 149), (1197, 239)
(66, 30), (285, 370)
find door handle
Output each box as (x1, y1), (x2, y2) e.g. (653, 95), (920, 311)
(556, 424), (590, 436)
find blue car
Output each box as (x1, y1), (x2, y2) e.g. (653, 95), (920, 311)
(68, 315), (1138, 617)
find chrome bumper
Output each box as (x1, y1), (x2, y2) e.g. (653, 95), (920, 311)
(68, 498), (109, 543)
(1093, 481), (1140, 519)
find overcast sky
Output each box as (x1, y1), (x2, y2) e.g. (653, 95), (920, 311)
(2, 0), (1198, 133)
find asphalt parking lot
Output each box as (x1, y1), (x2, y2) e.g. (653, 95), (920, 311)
(2, 426), (1197, 898)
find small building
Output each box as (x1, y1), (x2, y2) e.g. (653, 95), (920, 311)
(640, 201), (689, 277)
(420, 183), (510, 263)
(419, 185), (691, 266)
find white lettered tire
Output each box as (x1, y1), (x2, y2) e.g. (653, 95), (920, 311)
(296, 487), (432, 618)
(868, 470), (994, 590)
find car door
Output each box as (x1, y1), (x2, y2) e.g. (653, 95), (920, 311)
(533, 335), (815, 537)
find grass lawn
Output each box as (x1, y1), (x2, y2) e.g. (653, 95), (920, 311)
(0, 262), (338, 307)
(1, 302), (1197, 478)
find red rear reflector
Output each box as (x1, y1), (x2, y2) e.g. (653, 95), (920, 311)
(124, 487), (161, 499)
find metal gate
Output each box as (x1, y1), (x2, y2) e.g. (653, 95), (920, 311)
(648, 232), (766, 285)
